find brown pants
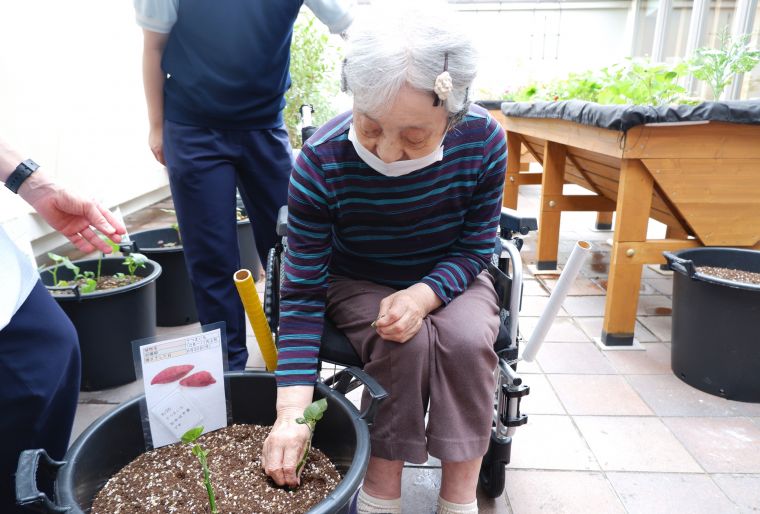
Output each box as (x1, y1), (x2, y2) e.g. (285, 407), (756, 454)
(326, 273), (499, 464)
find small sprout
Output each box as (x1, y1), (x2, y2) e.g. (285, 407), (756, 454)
(181, 426), (218, 514)
(80, 278), (98, 294)
(295, 398), (328, 477)
(123, 253), (148, 277)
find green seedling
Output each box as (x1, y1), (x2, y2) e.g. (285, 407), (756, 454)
(295, 398), (328, 477)
(124, 253), (148, 277)
(181, 427), (218, 514)
(161, 208), (182, 244)
(47, 252), (81, 287)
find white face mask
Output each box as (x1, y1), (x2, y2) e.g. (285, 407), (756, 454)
(348, 124), (444, 177)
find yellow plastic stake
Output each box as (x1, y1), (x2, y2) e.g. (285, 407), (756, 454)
(233, 269), (277, 372)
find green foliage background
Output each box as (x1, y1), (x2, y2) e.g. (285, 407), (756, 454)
(284, 11), (341, 147)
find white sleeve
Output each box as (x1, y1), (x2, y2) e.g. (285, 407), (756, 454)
(134, 0), (179, 34)
(304, 0), (355, 34)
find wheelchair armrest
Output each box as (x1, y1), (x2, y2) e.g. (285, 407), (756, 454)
(500, 208), (537, 236)
(276, 205), (289, 237)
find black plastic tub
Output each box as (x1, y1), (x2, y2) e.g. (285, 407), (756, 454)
(17, 371), (382, 514)
(39, 257), (161, 391)
(665, 248), (760, 401)
(132, 228), (198, 326)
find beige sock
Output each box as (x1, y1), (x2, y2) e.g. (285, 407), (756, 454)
(356, 488), (402, 514)
(436, 496), (478, 514)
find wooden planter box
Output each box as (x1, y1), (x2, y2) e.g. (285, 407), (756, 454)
(499, 101), (760, 346)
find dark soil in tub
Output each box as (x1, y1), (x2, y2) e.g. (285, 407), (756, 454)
(696, 266), (760, 286)
(91, 424), (341, 514)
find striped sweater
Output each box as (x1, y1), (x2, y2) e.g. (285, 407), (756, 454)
(276, 104), (507, 386)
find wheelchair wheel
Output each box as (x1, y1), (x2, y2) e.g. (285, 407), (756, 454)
(478, 454), (506, 498)
(264, 247), (280, 331)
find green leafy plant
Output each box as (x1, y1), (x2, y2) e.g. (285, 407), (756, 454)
(689, 27), (760, 100)
(47, 252), (79, 286)
(181, 427), (218, 514)
(295, 398), (328, 476)
(123, 253), (148, 277)
(46, 252), (98, 293)
(284, 11), (341, 147)
(160, 208), (181, 243)
(597, 58), (690, 105)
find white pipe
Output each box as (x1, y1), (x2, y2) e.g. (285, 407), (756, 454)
(521, 241), (592, 362)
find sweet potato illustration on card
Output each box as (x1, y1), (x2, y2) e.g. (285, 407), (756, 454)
(151, 364), (195, 385)
(180, 370), (216, 387)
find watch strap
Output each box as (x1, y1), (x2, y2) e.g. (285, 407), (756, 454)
(5, 159), (40, 194)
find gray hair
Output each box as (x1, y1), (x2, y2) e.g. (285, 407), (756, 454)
(342, 3), (478, 119)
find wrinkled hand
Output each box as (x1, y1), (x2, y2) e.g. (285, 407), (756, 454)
(374, 283), (442, 343)
(20, 173), (125, 254)
(149, 125), (165, 165)
(262, 409), (312, 487)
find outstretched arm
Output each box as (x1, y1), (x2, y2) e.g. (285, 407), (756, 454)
(1, 138), (125, 253)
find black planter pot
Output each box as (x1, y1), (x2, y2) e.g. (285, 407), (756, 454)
(39, 257), (161, 391)
(17, 371), (383, 514)
(131, 228), (198, 327)
(237, 218), (263, 278)
(665, 248), (760, 401)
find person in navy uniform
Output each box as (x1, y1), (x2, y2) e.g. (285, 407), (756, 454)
(135, 0), (354, 370)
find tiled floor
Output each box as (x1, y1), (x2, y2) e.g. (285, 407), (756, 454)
(71, 186), (760, 513)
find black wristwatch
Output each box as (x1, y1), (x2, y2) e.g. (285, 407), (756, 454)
(5, 159), (40, 194)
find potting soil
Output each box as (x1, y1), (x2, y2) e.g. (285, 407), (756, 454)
(696, 266), (760, 286)
(91, 424), (341, 514)
(52, 275), (142, 295)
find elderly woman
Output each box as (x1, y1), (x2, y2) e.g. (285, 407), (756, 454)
(262, 6), (506, 514)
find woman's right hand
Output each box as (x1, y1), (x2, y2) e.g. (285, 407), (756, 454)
(261, 385), (315, 487)
(148, 125), (165, 165)
(262, 410), (312, 487)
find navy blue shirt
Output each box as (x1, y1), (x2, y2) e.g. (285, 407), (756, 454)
(161, 0), (303, 129)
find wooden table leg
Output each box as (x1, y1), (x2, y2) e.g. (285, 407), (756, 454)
(536, 141), (566, 270)
(595, 212), (614, 230)
(504, 131), (522, 209)
(602, 159), (654, 346)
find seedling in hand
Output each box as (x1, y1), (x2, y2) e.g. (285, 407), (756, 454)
(181, 426), (218, 514)
(295, 398), (328, 478)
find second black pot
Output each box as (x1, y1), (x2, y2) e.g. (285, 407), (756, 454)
(132, 228), (199, 326)
(39, 257), (161, 390)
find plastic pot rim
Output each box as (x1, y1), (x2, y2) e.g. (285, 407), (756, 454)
(665, 247), (760, 292)
(39, 256), (162, 301)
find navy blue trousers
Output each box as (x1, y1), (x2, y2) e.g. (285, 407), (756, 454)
(163, 120), (292, 370)
(0, 281), (80, 512)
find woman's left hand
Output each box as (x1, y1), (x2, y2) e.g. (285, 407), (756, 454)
(374, 283), (442, 343)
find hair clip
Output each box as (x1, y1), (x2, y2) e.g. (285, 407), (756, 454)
(433, 53), (452, 107)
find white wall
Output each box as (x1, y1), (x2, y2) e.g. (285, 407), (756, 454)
(0, 0), (168, 250)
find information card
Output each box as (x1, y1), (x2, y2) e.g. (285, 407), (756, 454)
(138, 328), (227, 448)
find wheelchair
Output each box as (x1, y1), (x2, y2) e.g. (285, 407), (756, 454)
(263, 108), (537, 498)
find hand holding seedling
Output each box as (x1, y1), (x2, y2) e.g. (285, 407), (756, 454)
(262, 394), (327, 488)
(181, 426), (218, 514)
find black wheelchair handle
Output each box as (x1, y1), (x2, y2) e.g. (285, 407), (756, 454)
(331, 366), (388, 425)
(16, 449), (70, 513)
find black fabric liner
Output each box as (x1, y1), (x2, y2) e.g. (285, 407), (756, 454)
(495, 100), (760, 132)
